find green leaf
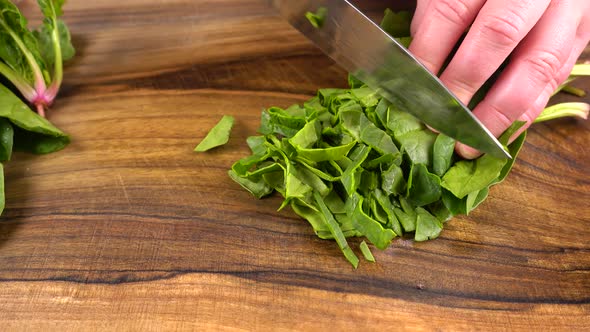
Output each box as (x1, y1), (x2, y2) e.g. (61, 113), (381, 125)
(441, 154), (507, 199)
(351, 194), (396, 250)
(290, 164), (330, 197)
(373, 189), (403, 236)
(341, 109), (399, 155)
(359, 241), (375, 262)
(396, 129), (437, 166)
(388, 106), (423, 137)
(291, 200), (332, 238)
(0, 163), (4, 215)
(415, 208), (443, 242)
(495, 132), (526, 185)
(381, 163), (405, 196)
(466, 187), (489, 214)
(534, 103), (589, 123)
(433, 134), (455, 176)
(0, 84), (69, 154)
(359, 118), (400, 155)
(194, 115), (234, 152)
(394, 197), (417, 232)
(406, 163), (442, 207)
(37, 0), (65, 17)
(380, 9), (412, 38)
(340, 144), (370, 196)
(570, 64), (590, 76)
(34, 18), (75, 66)
(441, 189), (467, 216)
(246, 136), (267, 155)
(0, 118), (13, 161)
(350, 87), (380, 108)
(0, 0), (47, 85)
(348, 74), (365, 89)
(285, 163), (312, 201)
(428, 200), (452, 222)
(313, 191), (359, 268)
(297, 144), (356, 163)
(305, 7), (328, 29)
(259, 107), (306, 138)
(290, 119), (320, 149)
(35, 0), (75, 68)
(228, 169), (273, 199)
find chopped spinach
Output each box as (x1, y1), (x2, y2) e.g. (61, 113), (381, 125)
(305, 7), (328, 29)
(195, 115), (235, 152)
(227, 9), (589, 267)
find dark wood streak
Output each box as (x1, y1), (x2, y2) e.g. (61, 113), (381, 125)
(0, 0), (589, 329)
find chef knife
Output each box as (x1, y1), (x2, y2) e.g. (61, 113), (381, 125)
(268, 0), (511, 159)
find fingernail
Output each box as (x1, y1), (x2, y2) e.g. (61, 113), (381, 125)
(456, 144), (482, 160)
(426, 124), (439, 133)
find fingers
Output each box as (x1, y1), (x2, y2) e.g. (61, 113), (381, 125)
(457, 6), (590, 159)
(509, 33), (590, 143)
(409, 0), (485, 75)
(439, 0), (552, 104)
(471, 1), (577, 135)
(410, 0), (432, 37)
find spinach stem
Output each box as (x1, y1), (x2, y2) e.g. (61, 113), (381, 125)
(0, 20), (47, 95)
(0, 61), (36, 100)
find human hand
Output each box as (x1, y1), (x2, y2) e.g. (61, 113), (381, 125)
(409, 0), (590, 158)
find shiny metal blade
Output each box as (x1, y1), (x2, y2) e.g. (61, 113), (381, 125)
(268, 0), (510, 159)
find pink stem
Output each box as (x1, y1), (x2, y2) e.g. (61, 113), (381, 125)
(36, 103), (46, 118)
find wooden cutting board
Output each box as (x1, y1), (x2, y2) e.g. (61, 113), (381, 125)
(1, 0), (588, 330)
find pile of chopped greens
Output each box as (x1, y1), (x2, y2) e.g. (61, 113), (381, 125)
(203, 9), (590, 267)
(0, 0), (75, 215)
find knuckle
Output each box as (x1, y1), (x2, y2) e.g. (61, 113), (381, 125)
(445, 74), (480, 99)
(524, 50), (564, 87)
(479, 13), (525, 48)
(433, 0), (472, 27)
(519, 111), (535, 126)
(489, 103), (516, 129)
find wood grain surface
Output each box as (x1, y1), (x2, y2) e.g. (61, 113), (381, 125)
(1, 0), (589, 330)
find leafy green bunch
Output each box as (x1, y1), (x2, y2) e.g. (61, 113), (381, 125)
(227, 9), (589, 267)
(0, 1), (74, 215)
(0, 0), (74, 117)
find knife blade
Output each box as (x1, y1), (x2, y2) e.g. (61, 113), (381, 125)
(268, 0), (511, 159)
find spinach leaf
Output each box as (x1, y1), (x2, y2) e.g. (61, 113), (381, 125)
(373, 189), (403, 236)
(466, 187), (489, 214)
(406, 163), (441, 207)
(381, 163), (405, 196)
(441, 155), (507, 199)
(396, 129), (436, 166)
(351, 194), (396, 250)
(260, 107), (306, 138)
(314, 191), (359, 268)
(0, 118), (13, 161)
(394, 197), (417, 232)
(380, 9), (412, 38)
(433, 134), (455, 176)
(194, 115), (234, 152)
(359, 241), (375, 262)
(0, 84), (69, 154)
(0, 163), (4, 215)
(305, 7), (328, 29)
(0, 0), (75, 116)
(415, 207), (443, 242)
(388, 106), (423, 137)
(228, 169), (273, 199)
